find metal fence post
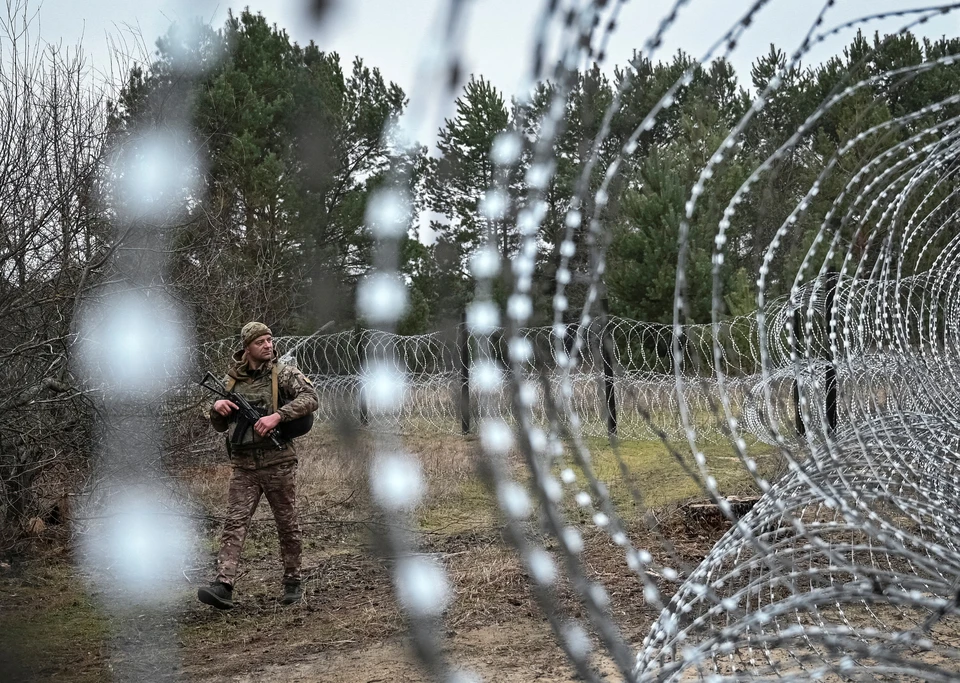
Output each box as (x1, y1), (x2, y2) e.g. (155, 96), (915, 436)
(825, 270), (838, 433)
(355, 326), (368, 426)
(458, 315), (471, 435)
(600, 298), (617, 438)
(563, 310), (577, 359)
(793, 307), (806, 437)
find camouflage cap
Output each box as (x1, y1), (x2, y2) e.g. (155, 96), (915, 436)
(241, 321), (272, 347)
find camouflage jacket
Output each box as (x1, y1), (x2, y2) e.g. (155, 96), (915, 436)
(210, 350), (319, 469)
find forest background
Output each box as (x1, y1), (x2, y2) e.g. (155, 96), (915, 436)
(85, 11), (960, 337)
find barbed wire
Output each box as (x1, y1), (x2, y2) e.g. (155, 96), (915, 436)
(95, 1), (960, 680)
(336, 1), (960, 681)
(184, 273), (928, 448)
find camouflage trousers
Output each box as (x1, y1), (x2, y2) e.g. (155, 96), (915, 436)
(216, 459), (302, 587)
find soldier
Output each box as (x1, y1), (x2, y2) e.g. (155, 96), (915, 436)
(198, 321), (319, 609)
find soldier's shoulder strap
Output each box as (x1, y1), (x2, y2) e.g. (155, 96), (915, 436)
(223, 368), (279, 412)
(272, 363), (281, 413)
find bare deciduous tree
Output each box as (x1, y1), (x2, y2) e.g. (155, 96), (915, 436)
(0, 0), (111, 548)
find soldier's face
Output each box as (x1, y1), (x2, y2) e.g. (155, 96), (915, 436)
(247, 334), (273, 363)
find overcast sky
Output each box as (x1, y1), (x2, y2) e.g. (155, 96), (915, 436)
(34, 0), (960, 96)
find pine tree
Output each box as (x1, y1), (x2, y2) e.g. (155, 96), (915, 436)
(109, 10), (418, 338)
(422, 76), (509, 325)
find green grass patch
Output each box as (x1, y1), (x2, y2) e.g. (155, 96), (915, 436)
(418, 476), (496, 532)
(0, 565), (110, 682)
(413, 436), (778, 531)
(578, 436), (778, 510)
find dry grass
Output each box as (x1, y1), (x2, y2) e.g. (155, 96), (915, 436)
(294, 427), (488, 533)
(12, 429), (959, 683)
(179, 426), (771, 534)
(1, 428), (774, 681)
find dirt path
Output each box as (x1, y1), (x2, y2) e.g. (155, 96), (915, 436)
(193, 621), (624, 683)
(175, 521), (666, 683)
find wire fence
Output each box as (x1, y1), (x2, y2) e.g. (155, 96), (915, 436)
(184, 274), (935, 446)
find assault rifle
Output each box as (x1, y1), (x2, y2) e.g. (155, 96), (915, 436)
(198, 372), (286, 450)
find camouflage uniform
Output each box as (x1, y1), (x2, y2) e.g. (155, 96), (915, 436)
(210, 350), (319, 587)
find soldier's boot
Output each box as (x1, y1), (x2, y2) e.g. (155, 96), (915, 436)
(282, 582), (302, 605)
(198, 582), (234, 610)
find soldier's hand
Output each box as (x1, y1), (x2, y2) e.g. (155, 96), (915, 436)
(213, 399), (239, 416)
(255, 412), (282, 436)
